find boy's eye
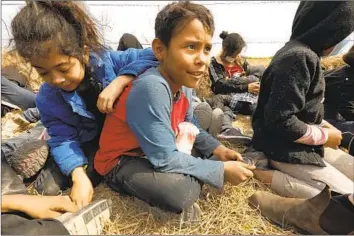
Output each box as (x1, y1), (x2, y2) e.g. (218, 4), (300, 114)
(205, 46), (212, 53)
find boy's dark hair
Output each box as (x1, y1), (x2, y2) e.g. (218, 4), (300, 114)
(219, 31), (246, 58)
(155, 1), (215, 47)
(11, 1), (105, 63)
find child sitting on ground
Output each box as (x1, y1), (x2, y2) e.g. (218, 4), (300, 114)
(95, 1), (255, 224)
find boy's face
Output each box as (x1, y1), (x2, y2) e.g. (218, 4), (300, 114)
(154, 19), (212, 91)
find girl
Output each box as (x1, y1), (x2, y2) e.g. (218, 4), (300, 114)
(252, 1), (354, 198)
(208, 31), (265, 115)
(11, 1), (158, 208)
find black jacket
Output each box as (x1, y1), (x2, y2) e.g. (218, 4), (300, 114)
(252, 1), (354, 166)
(324, 46), (354, 121)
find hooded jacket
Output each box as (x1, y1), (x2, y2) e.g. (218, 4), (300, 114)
(252, 1), (354, 166)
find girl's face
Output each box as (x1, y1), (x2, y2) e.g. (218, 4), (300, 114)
(31, 48), (86, 92)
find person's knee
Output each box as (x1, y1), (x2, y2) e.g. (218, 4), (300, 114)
(158, 175), (201, 212)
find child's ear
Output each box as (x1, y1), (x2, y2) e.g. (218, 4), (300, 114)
(152, 38), (165, 61)
(83, 45), (89, 64)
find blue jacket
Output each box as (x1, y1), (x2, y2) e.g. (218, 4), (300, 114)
(36, 48), (158, 176)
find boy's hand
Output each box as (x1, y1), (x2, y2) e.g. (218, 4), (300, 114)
(248, 82), (260, 94)
(97, 75), (134, 114)
(70, 167), (94, 209)
(224, 161), (255, 185)
(22, 195), (78, 219)
(324, 127), (342, 149)
(213, 145), (243, 161)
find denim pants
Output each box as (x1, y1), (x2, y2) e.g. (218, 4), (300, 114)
(1, 76), (36, 110)
(105, 156), (202, 213)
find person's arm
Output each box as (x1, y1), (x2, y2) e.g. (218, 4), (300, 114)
(263, 52), (316, 141)
(109, 48), (159, 80)
(96, 48), (159, 113)
(2, 195), (77, 219)
(126, 76), (224, 189)
(209, 61), (248, 94)
(36, 95), (93, 208)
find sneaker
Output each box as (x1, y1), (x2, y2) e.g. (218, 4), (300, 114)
(217, 128), (252, 146)
(134, 198), (201, 226)
(56, 199), (112, 235)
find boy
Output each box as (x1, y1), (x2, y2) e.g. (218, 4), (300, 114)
(95, 1), (255, 223)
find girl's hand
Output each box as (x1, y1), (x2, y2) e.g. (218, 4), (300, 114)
(70, 167), (94, 209)
(97, 75), (134, 114)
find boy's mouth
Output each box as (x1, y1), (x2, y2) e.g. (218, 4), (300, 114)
(188, 71), (204, 80)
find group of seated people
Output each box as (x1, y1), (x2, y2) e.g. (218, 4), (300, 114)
(1, 1), (354, 235)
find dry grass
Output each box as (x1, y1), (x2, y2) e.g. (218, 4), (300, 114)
(94, 180), (296, 235)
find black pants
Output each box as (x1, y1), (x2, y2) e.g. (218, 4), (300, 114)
(105, 156), (202, 213)
(1, 212), (69, 235)
(33, 138), (103, 195)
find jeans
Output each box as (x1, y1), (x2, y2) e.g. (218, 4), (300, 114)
(1, 76), (36, 110)
(1, 212), (69, 235)
(105, 156), (202, 213)
(33, 137), (103, 195)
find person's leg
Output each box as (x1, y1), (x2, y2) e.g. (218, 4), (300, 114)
(323, 147), (354, 181)
(246, 65), (266, 78)
(33, 156), (71, 195)
(270, 159), (353, 195)
(1, 212), (69, 235)
(23, 107), (41, 123)
(208, 108), (224, 137)
(105, 156), (201, 214)
(1, 76), (36, 110)
(217, 106), (252, 145)
(193, 102), (212, 131)
(1, 152), (28, 195)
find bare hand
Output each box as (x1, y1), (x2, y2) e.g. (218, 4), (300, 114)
(213, 145), (243, 161)
(248, 82), (260, 94)
(224, 161), (256, 185)
(324, 127), (342, 149)
(97, 75), (134, 114)
(70, 167), (94, 209)
(23, 195), (78, 219)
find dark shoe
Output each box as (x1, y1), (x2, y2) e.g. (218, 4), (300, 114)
(1, 153), (28, 195)
(217, 128), (252, 146)
(248, 185), (354, 234)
